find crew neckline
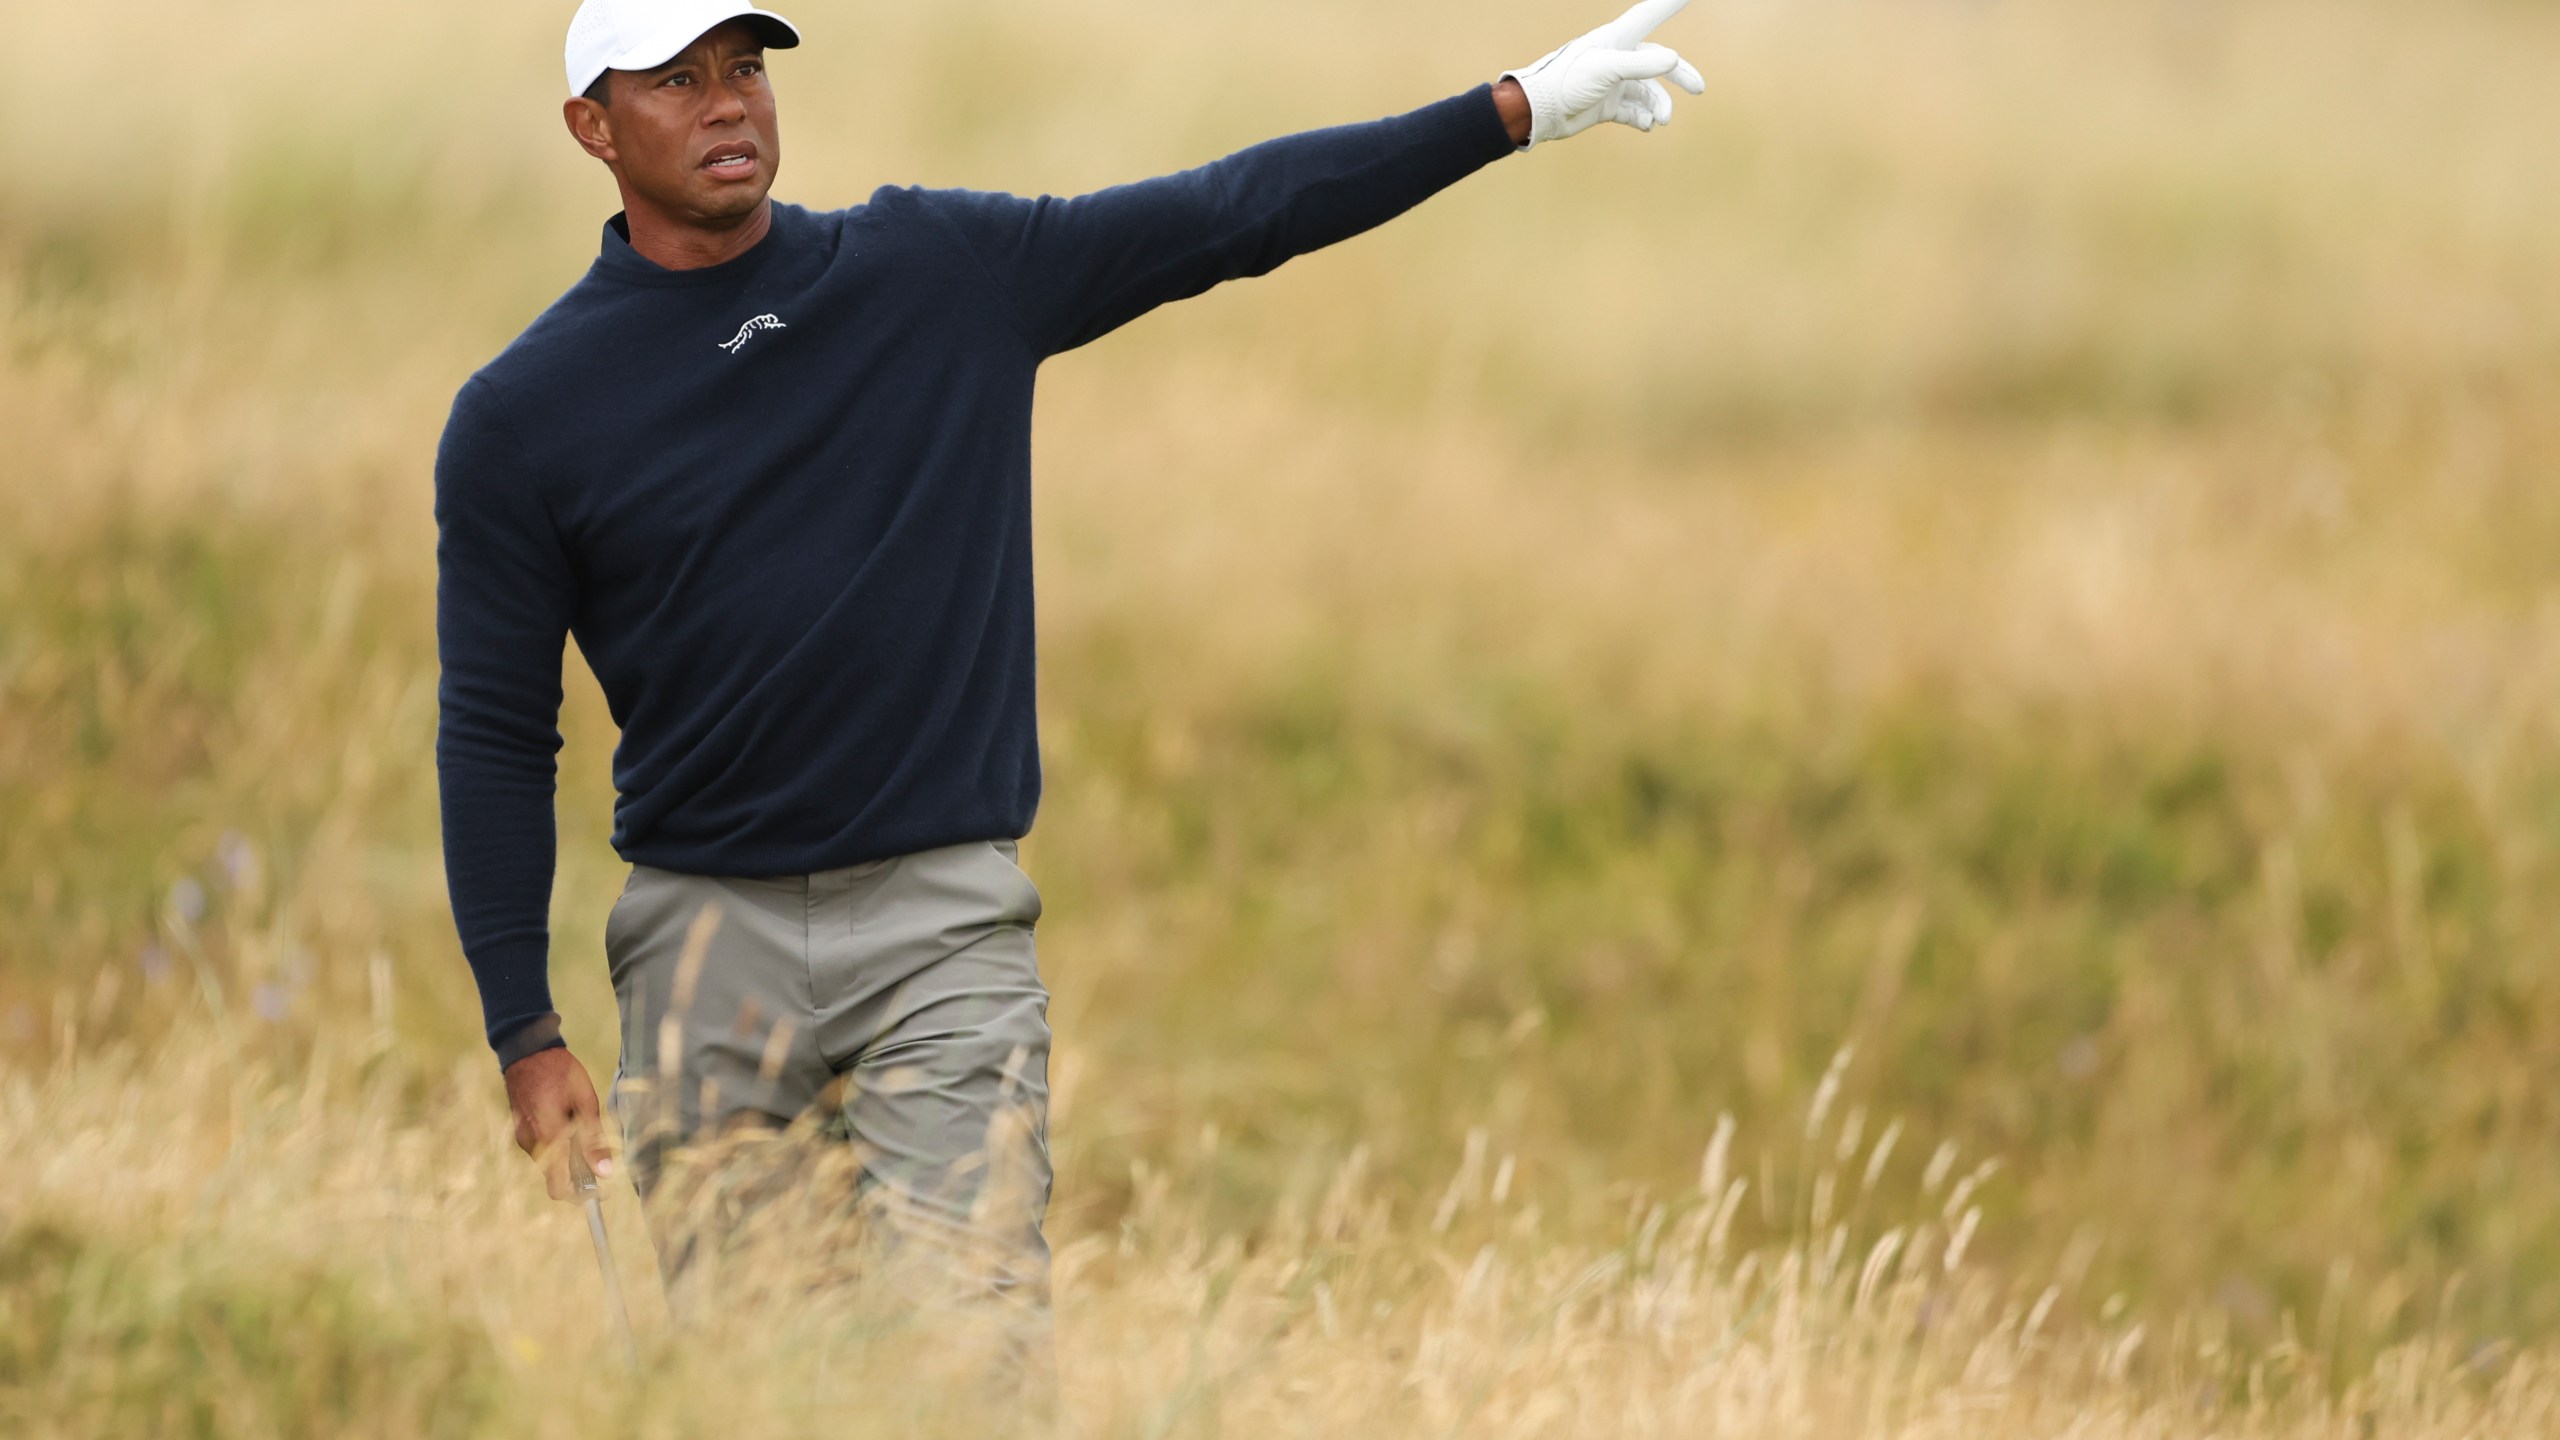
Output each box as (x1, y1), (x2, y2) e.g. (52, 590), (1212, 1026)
(593, 202), (796, 288)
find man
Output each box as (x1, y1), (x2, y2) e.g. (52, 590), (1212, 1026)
(435, 0), (1703, 1330)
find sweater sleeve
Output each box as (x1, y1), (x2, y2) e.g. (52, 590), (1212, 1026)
(917, 83), (1519, 359)
(433, 376), (576, 1067)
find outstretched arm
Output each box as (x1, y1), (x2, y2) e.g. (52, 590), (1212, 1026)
(917, 85), (1519, 359)
(918, 0), (1703, 360)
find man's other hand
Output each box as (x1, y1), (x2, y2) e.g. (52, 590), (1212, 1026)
(504, 1045), (618, 1201)
(1501, 0), (1708, 151)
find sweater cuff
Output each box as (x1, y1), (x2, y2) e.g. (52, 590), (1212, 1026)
(1458, 81), (1529, 161)
(492, 1011), (567, 1071)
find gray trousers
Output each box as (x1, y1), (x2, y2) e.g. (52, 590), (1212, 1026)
(602, 836), (1053, 1326)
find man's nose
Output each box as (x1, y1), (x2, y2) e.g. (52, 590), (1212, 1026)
(704, 79), (749, 125)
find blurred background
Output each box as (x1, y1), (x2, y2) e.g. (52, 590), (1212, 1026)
(5, 0), (2560, 1425)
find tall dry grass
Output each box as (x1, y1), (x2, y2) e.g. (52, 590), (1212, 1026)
(6, 0), (2560, 1431)
(13, 1028), (2560, 1437)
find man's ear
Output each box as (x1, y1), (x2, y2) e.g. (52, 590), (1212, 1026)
(563, 95), (618, 164)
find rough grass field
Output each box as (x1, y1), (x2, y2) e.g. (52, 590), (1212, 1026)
(6, 0), (2560, 1433)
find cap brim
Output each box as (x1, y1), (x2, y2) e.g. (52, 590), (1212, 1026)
(606, 7), (801, 75)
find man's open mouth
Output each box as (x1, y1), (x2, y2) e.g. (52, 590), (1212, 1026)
(702, 144), (758, 174)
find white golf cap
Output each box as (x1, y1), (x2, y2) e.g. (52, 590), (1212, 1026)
(565, 0), (801, 98)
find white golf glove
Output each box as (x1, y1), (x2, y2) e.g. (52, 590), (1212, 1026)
(1502, 0), (1708, 151)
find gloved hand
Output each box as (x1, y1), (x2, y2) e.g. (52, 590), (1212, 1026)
(1502, 0), (1708, 151)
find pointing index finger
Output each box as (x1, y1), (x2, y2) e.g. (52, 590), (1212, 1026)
(1604, 0), (1693, 46)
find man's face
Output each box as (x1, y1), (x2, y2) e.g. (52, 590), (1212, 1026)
(570, 20), (781, 225)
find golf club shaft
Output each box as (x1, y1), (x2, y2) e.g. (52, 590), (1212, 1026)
(573, 1153), (640, 1370)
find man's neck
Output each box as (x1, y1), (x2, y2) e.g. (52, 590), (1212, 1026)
(619, 198), (776, 271)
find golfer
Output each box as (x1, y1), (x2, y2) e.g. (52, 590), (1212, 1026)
(435, 0), (1703, 1324)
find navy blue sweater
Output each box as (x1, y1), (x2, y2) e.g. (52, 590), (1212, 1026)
(436, 84), (1519, 1062)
